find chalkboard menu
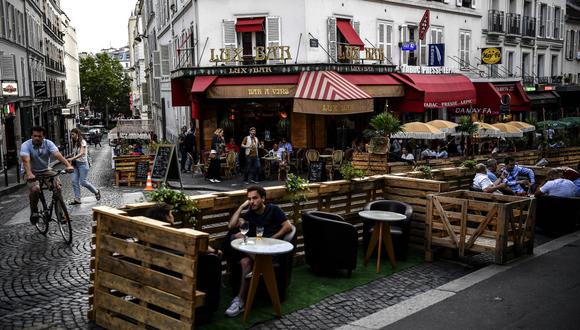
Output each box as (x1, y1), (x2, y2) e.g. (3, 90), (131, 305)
(151, 144), (182, 187)
(308, 161), (326, 182)
(135, 161), (150, 181)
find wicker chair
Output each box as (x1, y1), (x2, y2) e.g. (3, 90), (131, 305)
(221, 151), (237, 178)
(326, 150), (344, 180)
(305, 149), (320, 165)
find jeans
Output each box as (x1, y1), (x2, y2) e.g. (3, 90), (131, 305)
(244, 156), (260, 181)
(72, 162), (98, 200)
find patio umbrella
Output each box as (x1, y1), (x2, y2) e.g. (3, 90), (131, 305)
(391, 122), (446, 140)
(536, 120), (574, 130)
(560, 117), (580, 127)
(474, 122), (502, 138)
(426, 120), (458, 133)
(507, 121), (535, 133)
(491, 123), (524, 138)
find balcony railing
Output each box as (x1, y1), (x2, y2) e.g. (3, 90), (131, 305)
(522, 16), (536, 37)
(506, 13), (521, 35)
(537, 76), (550, 84)
(488, 10), (505, 33)
(523, 75), (535, 85)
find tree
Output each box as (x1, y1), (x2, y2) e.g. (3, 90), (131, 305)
(363, 111), (403, 157)
(80, 53), (131, 127)
(455, 116), (478, 157)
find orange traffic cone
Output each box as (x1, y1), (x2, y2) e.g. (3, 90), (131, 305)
(144, 172), (154, 191)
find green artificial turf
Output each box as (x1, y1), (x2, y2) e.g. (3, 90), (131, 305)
(198, 250), (423, 329)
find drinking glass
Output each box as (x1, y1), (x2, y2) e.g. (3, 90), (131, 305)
(256, 226), (264, 241)
(240, 221), (249, 245)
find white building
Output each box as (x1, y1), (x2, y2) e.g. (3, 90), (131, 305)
(128, 4), (147, 118)
(560, 0), (580, 115)
(62, 13), (81, 123)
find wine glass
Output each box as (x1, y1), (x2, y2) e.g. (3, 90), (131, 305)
(240, 221), (249, 245)
(256, 226), (264, 241)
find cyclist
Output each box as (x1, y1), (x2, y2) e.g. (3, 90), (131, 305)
(20, 126), (74, 224)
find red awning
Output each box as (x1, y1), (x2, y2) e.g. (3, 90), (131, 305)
(191, 76), (218, 92)
(214, 75), (299, 86)
(336, 19), (364, 48)
(235, 18), (265, 33)
(494, 82), (530, 111)
(392, 73), (476, 112)
(451, 82), (530, 115)
(341, 74), (400, 85)
(295, 71), (371, 100)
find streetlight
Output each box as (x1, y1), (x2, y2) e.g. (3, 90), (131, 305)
(134, 34), (148, 43)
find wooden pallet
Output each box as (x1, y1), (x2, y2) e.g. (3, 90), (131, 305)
(352, 152), (389, 175)
(113, 155), (154, 186)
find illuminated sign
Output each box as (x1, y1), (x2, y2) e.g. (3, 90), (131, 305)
(1, 81), (18, 96)
(481, 47), (502, 65)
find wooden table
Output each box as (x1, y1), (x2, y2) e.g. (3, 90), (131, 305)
(231, 237), (294, 322)
(359, 210), (406, 273)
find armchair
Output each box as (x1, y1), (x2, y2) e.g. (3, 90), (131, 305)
(301, 211), (358, 277)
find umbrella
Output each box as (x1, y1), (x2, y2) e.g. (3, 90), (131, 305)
(536, 120), (574, 130)
(426, 120), (458, 133)
(491, 123), (524, 138)
(560, 117), (580, 127)
(507, 121), (535, 132)
(391, 122), (446, 140)
(474, 122), (503, 137)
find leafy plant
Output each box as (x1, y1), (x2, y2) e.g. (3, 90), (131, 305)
(147, 184), (198, 226)
(340, 162), (367, 180)
(414, 165), (433, 179)
(220, 117), (234, 129)
(285, 173), (309, 204)
(278, 118), (290, 129)
(460, 160), (476, 169)
(455, 116), (478, 156)
(363, 111), (403, 154)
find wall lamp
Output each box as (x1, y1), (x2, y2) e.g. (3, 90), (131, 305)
(134, 34), (148, 43)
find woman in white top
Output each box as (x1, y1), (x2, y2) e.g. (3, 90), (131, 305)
(68, 128), (100, 205)
(401, 147), (415, 164)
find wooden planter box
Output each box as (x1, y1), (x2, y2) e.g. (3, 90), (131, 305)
(89, 206), (209, 329)
(352, 152), (389, 175)
(426, 190), (536, 264)
(113, 155), (154, 187)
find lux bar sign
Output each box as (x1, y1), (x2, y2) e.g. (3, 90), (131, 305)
(210, 46), (292, 62)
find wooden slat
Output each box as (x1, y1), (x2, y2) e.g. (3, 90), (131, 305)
(96, 310), (142, 330)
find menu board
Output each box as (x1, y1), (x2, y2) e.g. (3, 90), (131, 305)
(151, 144), (182, 187)
(308, 161), (326, 182)
(135, 161), (150, 181)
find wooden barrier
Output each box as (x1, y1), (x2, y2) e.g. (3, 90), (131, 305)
(88, 206), (209, 329)
(352, 152), (390, 175)
(426, 190), (536, 264)
(113, 155), (154, 186)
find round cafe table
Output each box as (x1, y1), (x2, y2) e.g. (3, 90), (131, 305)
(359, 210), (406, 273)
(231, 237), (294, 322)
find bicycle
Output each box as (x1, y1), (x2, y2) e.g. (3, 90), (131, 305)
(31, 170), (73, 244)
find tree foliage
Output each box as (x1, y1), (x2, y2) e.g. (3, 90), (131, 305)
(80, 53), (131, 120)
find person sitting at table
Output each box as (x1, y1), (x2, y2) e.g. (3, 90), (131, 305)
(486, 159), (499, 181)
(279, 137), (293, 157)
(206, 149), (221, 183)
(420, 146), (436, 160)
(534, 168), (577, 198)
(435, 146), (448, 159)
(504, 157), (535, 196)
(225, 185), (292, 317)
(473, 163), (506, 194)
(226, 138), (240, 153)
(400, 147), (415, 165)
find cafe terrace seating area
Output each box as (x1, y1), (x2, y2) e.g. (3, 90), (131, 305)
(89, 147), (580, 329)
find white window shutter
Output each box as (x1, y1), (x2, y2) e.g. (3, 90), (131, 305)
(560, 11), (565, 40)
(566, 30), (571, 59)
(153, 50), (161, 78)
(456, 0), (462, 6)
(386, 24), (393, 61)
(266, 16), (282, 64)
(470, 0), (476, 9)
(377, 22), (385, 54)
(466, 32), (470, 65)
(0, 55), (16, 80)
(160, 44), (170, 76)
(222, 19), (237, 64)
(548, 5), (553, 39)
(327, 17), (337, 63)
(536, 3), (541, 37)
(353, 20), (360, 36)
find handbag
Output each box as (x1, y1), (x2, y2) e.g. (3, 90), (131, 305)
(71, 159), (78, 167)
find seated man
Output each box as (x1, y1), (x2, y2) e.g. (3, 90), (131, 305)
(504, 157), (535, 195)
(534, 168), (577, 198)
(420, 147), (435, 160)
(473, 163), (506, 194)
(435, 146), (448, 159)
(225, 186), (292, 317)
(486, 159), (498, 182)
(279, 137), (293, 157)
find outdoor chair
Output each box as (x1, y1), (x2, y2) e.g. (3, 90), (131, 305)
(288, 148), (302, 174)
(344, 148), (354, 161)
(195, 253), (222, 324)
(301, 211), (357, 277)
(362, 200), (413, 261)
(305, 149), (320, 165)
(221, 151), (237, 179)
(278, 151), (289, 181)
(326, 150), (344, 180)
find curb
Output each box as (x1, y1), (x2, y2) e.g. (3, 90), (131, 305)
(336, 230), (580, 330)
(0, 182), (26, 198)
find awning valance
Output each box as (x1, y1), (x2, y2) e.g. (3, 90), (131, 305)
(191, 76), (218, 93)
(207, 75), (298, 98)
(235, 18), (264, 33)
(336, 19), (364, 48)
(392, 73), (476, 112)
(527, 91), (560, 105)
(342, 74), (404, 97)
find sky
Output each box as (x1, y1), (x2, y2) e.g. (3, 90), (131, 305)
(60, 0), (137, 53)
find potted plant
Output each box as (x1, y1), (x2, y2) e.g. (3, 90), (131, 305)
(339, 162), (367, 180)
(285, 173), (309, 223)
(363, 111), (403, 155)
(460, 160), (476, 169)
(147, 184), (198, 228)
(414, 165), (433, 179)
(455, 116), (478, 157)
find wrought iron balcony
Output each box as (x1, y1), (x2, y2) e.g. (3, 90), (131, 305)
(523, 75), (535, 85)
(537, 76), (550, 84)
(506, 13), (521, 35)
(488, 10), (505, 34)
(522, 16), (536, 38)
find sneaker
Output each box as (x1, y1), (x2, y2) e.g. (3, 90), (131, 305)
(245, 271), (253, 279)
(209, 179), (216, 183)
(214, 179), (221, 183)
(225, 296), (244, 317)
(95, 189), (101, 201)
(30, 212), (41, 225)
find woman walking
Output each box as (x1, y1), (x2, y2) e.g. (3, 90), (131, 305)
(68, 128), (101, 205)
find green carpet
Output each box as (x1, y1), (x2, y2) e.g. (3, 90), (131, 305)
(198, 250), (423, 329)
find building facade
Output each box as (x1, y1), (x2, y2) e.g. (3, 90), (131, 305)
(62, 12), (80, 153)
(560, 0), (580, 115)
(128, 3), (147, 119)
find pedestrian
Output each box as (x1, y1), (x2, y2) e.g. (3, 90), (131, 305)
(241, 127), (260, 184)
(534, 168), (577, 198)
(178, 126), (188, 173)
(68, 128), (101, 205)
(206, 150), (222, 183)
(184, 126), (197, 172)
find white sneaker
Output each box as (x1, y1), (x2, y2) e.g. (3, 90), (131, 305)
(245, 271), (253, 279)
(209, 179), (216, 183)
(214, 179), (221, 183)
(225, 296), (244, 317)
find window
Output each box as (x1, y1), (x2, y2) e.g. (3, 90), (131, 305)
(551, 55), (558, 77)
(538, 4), (547, 38)
(566, 30), (576, 60)
(457, 0), (476, 9)
(507, 51), (514, 76)
(459, 30), (471, 69)
(420, 26), (444, 65)
(537, 54), (545, 77)
(522, 53), (530, 76)
(377, 21), (393, 63)
(400, 25), (418, 66)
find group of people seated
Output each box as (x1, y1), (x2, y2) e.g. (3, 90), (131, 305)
(473, 157), (580, 198)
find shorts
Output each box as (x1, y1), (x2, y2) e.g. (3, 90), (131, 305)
(27, 170), (61, 191)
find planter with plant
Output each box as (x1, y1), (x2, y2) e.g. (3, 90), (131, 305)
(460, 160), (477, 169)
(147, 184), (198, 228)
(285, 173), (309, 223)
(363, 111), (403, 156)
(414, 165), (433, 179)
(455, 116), (478, 157)
(340, 162), (367, 180)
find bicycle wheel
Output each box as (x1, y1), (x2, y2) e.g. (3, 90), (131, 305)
(33, 209), (49, 235)
(55, 195), (73, 244)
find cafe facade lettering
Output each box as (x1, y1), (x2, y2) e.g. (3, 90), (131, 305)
(452, 107), (494, 115)
(400, 65), (453, 74)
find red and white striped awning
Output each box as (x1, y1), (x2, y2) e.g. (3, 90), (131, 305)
(295, 71), (372, 101)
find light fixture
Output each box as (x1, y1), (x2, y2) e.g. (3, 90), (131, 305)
(134, 34), (148, 43)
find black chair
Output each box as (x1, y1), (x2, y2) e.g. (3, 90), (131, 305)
(362, 200), (413, 261)
(195, 253), (222, 324)
(536, 195), (580, 236)
(301, 211), (358, 277)
(225, 224), (297, 302)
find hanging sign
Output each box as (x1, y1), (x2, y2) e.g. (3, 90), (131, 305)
(481, 47), (502, 65)
(428, 44), (445, 66)
(401, 42), (417, 51)
(1, 81), (18, 96)
(419, 10), (430, 41)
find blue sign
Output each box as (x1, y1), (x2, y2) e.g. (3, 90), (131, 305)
(428, 44), (445, 66)
(401, 42), (417, 51)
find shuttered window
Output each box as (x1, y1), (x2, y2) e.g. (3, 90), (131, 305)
(377, 21), (393, 64)
(327, 17), (337, 63)
(266, 16), (281, 64)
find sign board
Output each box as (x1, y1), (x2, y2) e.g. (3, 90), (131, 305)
(1, 81), (18, 96)
(419, 10), (430, 41)
(210, 45), (292, 62)
(481, 47), (502, 65)
(401, 42), (417, 51)
(524, 86), (536, 92)
(61, 108), (71, 115)
(135, 160), (150, 182)
(307, 161), (326, 182)
(400, 65), (453, 74)
(428, 44), (445, 67)
(310, 38), (319, 47)
(151, 144), (182, 187)
(33, 81), (47, 98)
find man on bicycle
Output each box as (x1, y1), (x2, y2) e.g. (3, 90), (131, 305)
(20, 126), (74, 224)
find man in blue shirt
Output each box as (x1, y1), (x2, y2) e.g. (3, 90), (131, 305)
(486, 158), (498, 182)
(20, 127), (74, 223)
(504, 157), (535, 195)
(535, 168), (576, 198)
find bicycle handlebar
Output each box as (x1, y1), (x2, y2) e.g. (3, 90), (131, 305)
(30, 169), (70, 181)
